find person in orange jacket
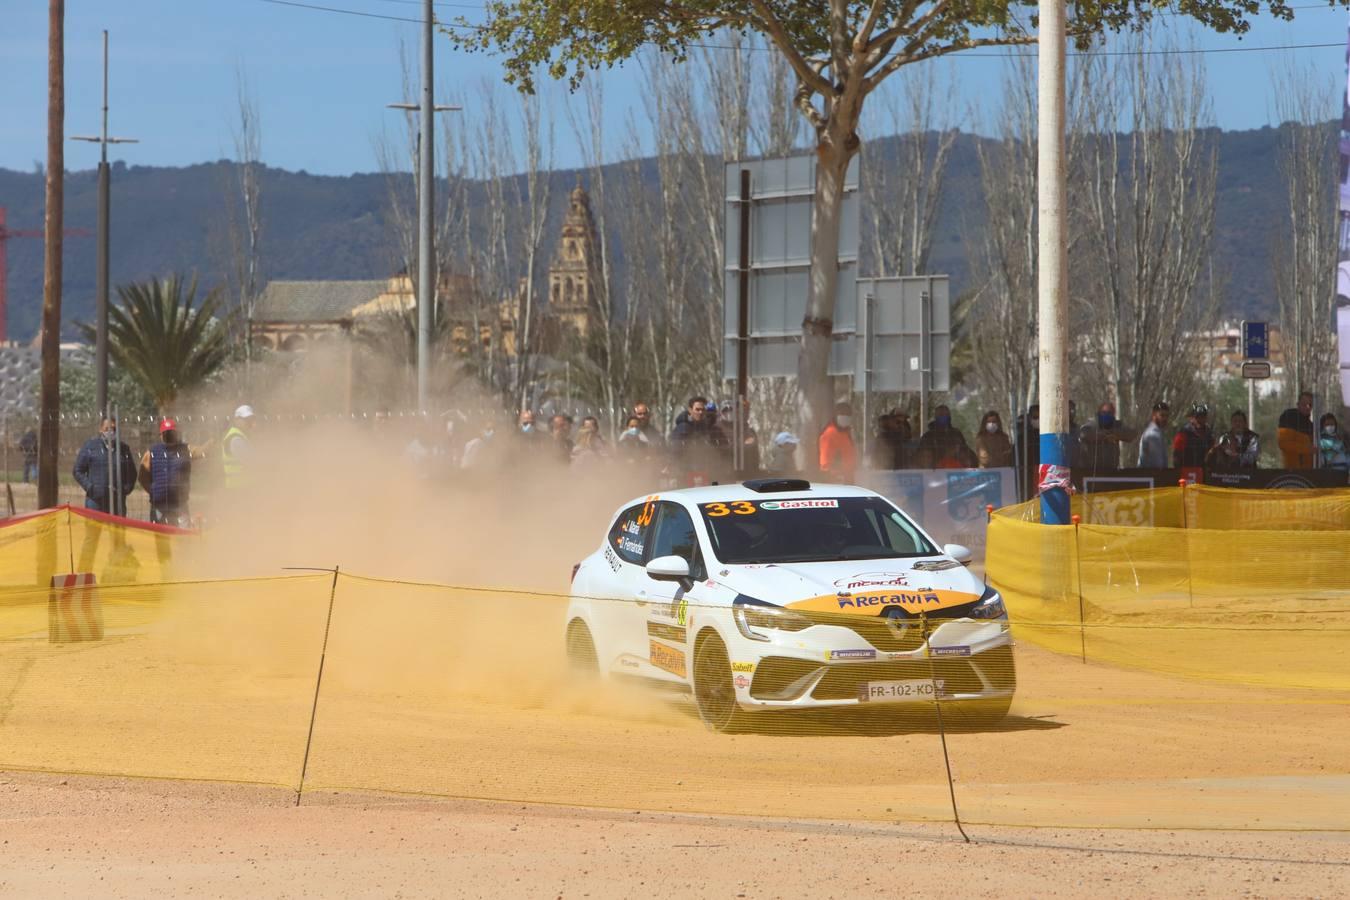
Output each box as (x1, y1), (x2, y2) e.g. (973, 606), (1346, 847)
(818, 402), (858, 483)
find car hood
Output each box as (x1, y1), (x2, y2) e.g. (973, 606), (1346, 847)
(711, 558), (984, 617)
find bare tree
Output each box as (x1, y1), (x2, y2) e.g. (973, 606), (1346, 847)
(506, 85), (556, 411)
(863, 65), (957, 278)
(1272, 61), (1340, 405)
(1074, 37), (1220, 434)
(969, 55), (1048, 415)
(229, 68), (264, 363)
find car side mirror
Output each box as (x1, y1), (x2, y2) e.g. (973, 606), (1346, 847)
(943, 543), (974, 566)
(646, 555), (691, 583)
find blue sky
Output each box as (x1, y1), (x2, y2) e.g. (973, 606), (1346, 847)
(2, 0), (1348, 177)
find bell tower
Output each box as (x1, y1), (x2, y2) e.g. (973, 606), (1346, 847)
(548, 182), (599, 338)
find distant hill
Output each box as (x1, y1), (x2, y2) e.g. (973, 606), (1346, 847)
(0, 123), (1305, 342)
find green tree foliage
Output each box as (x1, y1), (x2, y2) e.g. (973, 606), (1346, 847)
(457, 0), (1316, 439)
(78, 274), (235, 413)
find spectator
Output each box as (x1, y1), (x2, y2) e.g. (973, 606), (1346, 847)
(719, 398), (760, 473)
(573, 416), (609, 465)
(1172, 403), (1214, 468)
(73, 417), (137, 514)
(915, 405), (977, 469)
(1015, 405), (1041, 500)
(1318, 413), (1349, 472)
(630, 403), (664, 447)
(460, 420), (496, 469)
(818, 402), (858, 482)
(1137, 401), (1172, 468)
(137, 418), (193, 527)
(518, 409), (543, 440)
(872, 410), (913, 470)
(1077, 401), (1140, 474)
(617, 415), (651, 459)
(1206, 410), (1260, 471)
(1277, 391), (1316, 469)
(221, 405), (254, 490)
(670, 396), (730, 482)
(767, 432), (800, 473)
(549, 414), (575, 464)
(18, 428), (37, 483)
(975, 411), (1014, 469)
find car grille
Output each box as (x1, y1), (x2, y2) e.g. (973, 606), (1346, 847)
(811, 658), (986, 701)
(750, 646), (1015, 702)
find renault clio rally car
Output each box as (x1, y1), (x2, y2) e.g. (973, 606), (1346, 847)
(565, 478), (1015, 731)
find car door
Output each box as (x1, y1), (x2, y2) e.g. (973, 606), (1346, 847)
(638, 501), (707, 683)
(599, 497), (658, 673)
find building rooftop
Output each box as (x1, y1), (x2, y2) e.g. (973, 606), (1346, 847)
(254, 280), (386, 323)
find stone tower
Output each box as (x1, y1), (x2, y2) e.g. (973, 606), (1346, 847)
(548, 182), (599, 338)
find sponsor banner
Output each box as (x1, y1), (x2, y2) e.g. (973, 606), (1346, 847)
(868, 468), (1014, 560)
(787, 588), (980, 615)
(1075, 468), (1349, 492)
(646, 621), (686, 642)
(648, 640), (686, 678)
(758, 499), (839, 510)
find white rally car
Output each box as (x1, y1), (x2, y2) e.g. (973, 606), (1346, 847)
(566, 478), (1015, 731)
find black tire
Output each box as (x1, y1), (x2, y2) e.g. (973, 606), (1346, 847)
(565, 620), (599, 676)
(692, 632), (745, 733)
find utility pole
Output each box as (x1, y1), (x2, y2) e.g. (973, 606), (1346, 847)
(385, 0), (460, 412)
(38, 0), (65, 510)
(73, 30), (138, 419)
(1037, 0), (1070, 525)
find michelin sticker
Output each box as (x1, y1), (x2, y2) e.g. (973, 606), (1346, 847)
(930, 646), (972, 657)
(827, 649), (877, 660)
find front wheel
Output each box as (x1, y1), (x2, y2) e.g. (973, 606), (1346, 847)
(691, 632), (747, 733)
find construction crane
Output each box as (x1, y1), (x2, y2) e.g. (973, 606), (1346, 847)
(0, 206), (91, 344)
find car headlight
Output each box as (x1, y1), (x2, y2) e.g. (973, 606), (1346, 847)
(733, 602), (814, 642)
(968, 586), (1007, 620)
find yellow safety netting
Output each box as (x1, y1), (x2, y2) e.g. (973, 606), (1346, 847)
(1, 497), (1347, 832)
(987, 486), (1350, 691)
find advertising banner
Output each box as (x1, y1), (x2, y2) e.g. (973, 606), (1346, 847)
(868, 468), (1014, 559)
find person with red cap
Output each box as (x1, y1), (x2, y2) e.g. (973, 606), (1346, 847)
(138, 417), (193, 527)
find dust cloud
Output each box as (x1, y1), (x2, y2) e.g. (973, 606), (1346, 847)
(149, 346), (689, 727)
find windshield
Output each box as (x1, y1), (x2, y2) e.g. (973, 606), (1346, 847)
(698, 497), (938, 564)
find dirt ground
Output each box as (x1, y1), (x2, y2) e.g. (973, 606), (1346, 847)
(2, 770), (1348, 899)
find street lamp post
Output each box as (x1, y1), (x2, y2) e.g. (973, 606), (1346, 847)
(72, 30), (137, 419)
(387, 0), (460, 413)
(1037, 0), (1070, 525)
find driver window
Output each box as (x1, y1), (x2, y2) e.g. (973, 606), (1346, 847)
(646, 503), (706, 580)
(880, 510), (924, 553)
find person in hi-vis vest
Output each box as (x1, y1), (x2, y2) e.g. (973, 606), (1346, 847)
(222, 405), (255, 489)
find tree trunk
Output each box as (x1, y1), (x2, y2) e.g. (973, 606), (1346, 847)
(38, 0), (64, 510)
(797, 138), (851, 462)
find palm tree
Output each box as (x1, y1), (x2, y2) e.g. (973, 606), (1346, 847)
(79, 273), (235, 412)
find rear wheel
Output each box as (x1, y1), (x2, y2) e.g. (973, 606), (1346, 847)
(565, 620), (598, 676)
(692, 632), (745, 732)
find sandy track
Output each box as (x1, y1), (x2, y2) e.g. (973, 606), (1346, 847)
(2, 771), (1348, 899)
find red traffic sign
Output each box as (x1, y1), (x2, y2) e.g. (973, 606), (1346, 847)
(1242, 360), (1272, 379)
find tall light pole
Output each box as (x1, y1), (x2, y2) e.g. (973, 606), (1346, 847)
(386, 0), (461, 412)
(1037, 0), (1070, 525)
(73, 30), (137, 419)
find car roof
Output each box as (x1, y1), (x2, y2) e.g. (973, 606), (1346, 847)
(620, 482), (883, 510)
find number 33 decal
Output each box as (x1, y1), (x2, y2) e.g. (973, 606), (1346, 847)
(704, 501), (756, 517)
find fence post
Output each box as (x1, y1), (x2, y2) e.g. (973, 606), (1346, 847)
(296, 565), (340, 806)
(921, 611), (970, 843)
(1071, 513), (1086, 663)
